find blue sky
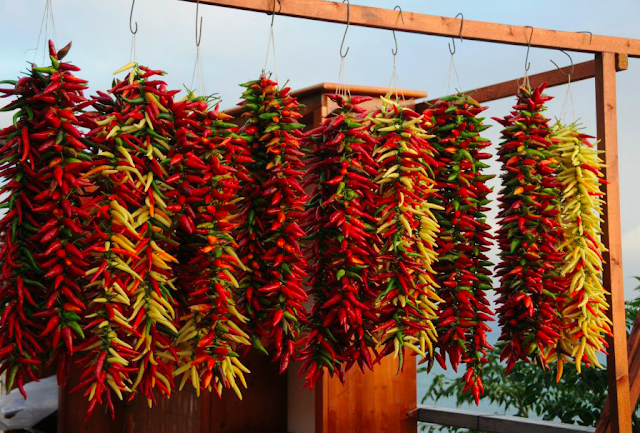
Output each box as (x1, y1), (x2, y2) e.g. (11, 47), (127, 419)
(2, 0), (640, 297)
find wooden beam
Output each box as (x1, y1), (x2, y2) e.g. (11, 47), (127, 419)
(416, 55), (627, 107)
(598, 309), (640, 432)
(178, 0), (640, 57)
(594, 52), (632, 433)
(412, 406), (596, 433)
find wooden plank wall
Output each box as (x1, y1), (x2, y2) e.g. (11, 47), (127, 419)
(58, 368), (201, 433)
(58, 352), (287, 433)
(203, 352), (288, 433)
(315, 356), (417, 433)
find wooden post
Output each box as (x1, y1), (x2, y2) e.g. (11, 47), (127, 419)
(594, 51), (632, 433)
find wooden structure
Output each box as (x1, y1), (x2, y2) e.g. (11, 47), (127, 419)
(56, 1), (639, 431)
(412, 407), (597, 433)
(178, 1), (640, 431)
(182, 2), (636, 431)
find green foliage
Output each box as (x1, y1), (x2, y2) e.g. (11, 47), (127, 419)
(419, 350), (607, 432)
(419, 278), (640, 433)
(627, 277), (640, 330)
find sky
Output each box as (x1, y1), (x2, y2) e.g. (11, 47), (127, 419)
(1, 0), (640, 298)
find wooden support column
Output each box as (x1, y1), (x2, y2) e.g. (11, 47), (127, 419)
(594, 51), (632, 433)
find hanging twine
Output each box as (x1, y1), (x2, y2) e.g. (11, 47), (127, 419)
(388, 53), (406, 104)
(263, 21), (279, 82)
(128, 0), (138, 62)
(190, 1), (206, 96)
(521, 66), (531, 90)
(129, 33), (137, 63)
(190, 46), (206, 96)
(336, 56), (351, 99)
(442, 52), (461, 97)
(29, 0), (57, 65)
(560, 75), (577, 123)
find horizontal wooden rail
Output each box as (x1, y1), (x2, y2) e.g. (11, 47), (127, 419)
(179, 0), (640, 57)
(418, 54), (628, 106)
(411, 406), (595, 433)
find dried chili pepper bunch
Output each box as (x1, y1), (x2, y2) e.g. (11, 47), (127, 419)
(494, 83), (564, 373)
(0, 40), (96, 397)
(425, 94), (494, 404)
(81, 63), (181, 413)
(298, 93), (381, 388)
(370, 95), (442, 371)
(550, 122), (610, 379)
(235, 74), (309, 373)
(168, 93), (251, 399)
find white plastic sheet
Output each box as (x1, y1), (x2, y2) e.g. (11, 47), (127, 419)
(0, 375), (58, 430)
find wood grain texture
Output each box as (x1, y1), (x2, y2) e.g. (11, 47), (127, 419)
(317, 356), (417, 433)
(206, 351), (288, 433)
(593, 52), (632, 433)
(418, 55), (628, 107)
(415, 406), (595, 433)
(224, 83), (426, 117)
(178, 0), (640, 57)
(599, 309), (640, 433)
(419, 60), (598, 107)
(58, 367), (201, 433)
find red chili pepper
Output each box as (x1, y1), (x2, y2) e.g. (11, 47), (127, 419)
(234, 74), (309, 371)
(493, 83), (564, 372)
(298, 93), (381, 388)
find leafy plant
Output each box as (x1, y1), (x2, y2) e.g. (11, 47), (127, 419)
(419, 278), (640, 432)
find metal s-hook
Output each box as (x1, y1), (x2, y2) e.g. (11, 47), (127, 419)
(448, 13), (463, 55)
(339, 0), (350, 58)
(524, 25), (534, 72)
(577, 30), (593, 45)
(195, 0), (203, 47)
(270, 0), (281, 27)
(550, 50), (574, 78)
(391, 6), (404, 56)
(129, 0), (138, 35)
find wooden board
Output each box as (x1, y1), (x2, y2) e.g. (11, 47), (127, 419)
(414, 406), (595, 433)
(593, 52), (632, 433)
(417, 56), (627, 107)
(598, 309), (640, 432)
(224, 83), (426, 117)
(58, 369), (201, 433)
(315, 356), (417, 433)
(204, 351), (288, 433)
(178, 0), (640, 57)
(58, 352), (287, 433)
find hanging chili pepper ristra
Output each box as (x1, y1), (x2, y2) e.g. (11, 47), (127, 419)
(82, 63), (181, 411)
(78, 89), (144, 417)
(494, 82), (565, 373)
(299, 93), (381, 387)
(424, 93), (494, 404)
(168, 93), (251, 400)
(0, 40), (97, 397)
(370, 95), (442, 371)
(234, 74), (309, 373)
(0, 62), (52, 400)
(28, 42), (99, 388)
(550, 122), (610, 379)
